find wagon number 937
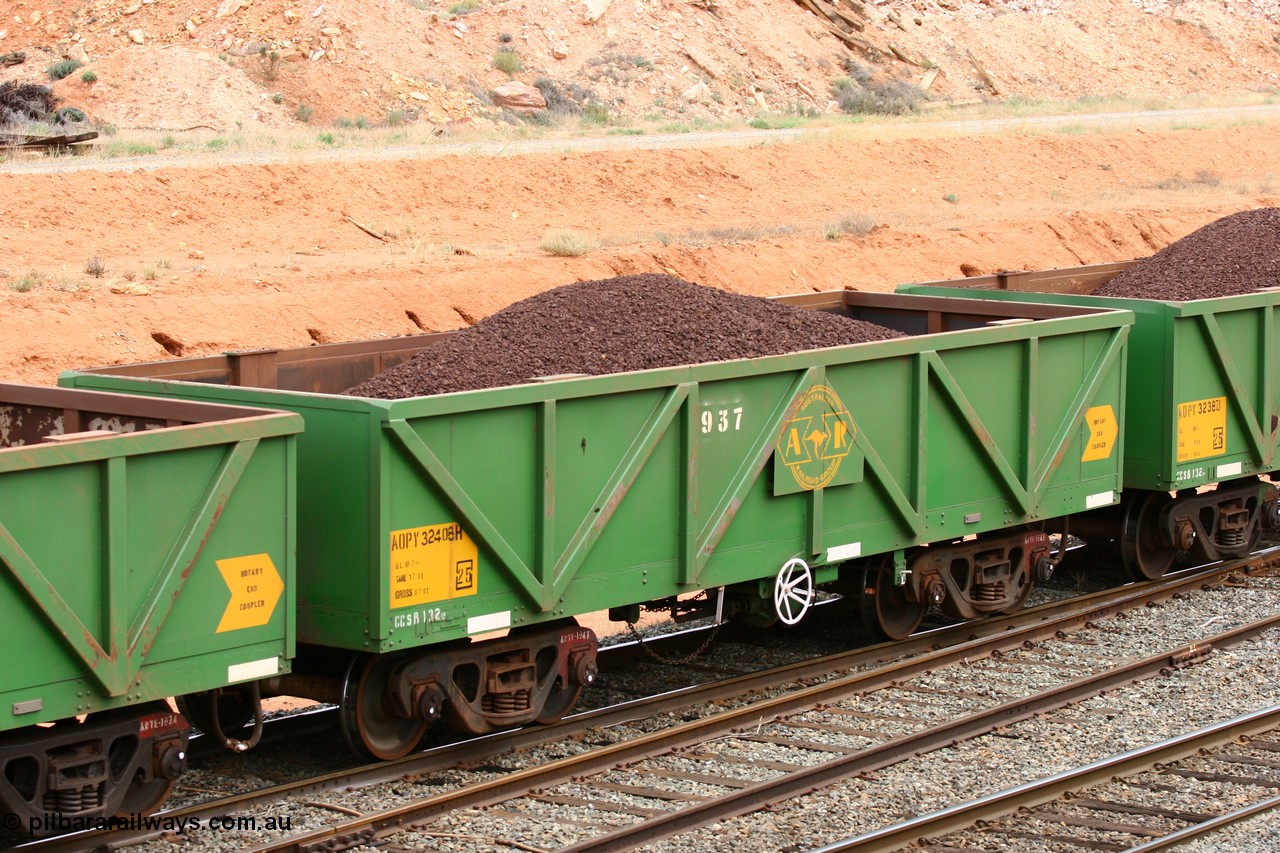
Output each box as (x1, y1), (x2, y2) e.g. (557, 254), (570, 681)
(702, 406), (744, 434)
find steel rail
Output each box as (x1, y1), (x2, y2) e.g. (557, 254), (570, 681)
(560, 614), (1280, 852)
(812, 705), (1280, 853)
(1124, 791), (1280, 852)
(15, 552), (1273, 853)
(239, 563), (1279, 853)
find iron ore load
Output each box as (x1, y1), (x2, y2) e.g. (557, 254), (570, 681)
(899, 207), (1280, 580)
(60, 273), (1132, 778)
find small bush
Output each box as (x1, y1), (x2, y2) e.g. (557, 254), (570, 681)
(295, 103), (314, 123)
(9, 271), (45, 292)
(540, 229), (599, 257)
(385, 108), (405, 127)
(84, 256), (107, 278)
(206, 138), (228, 151)
(534, 78), (584, 117)
(832, 67), (924, 116)
(259, 47), (282, 81)
(102, 140), (156, 157)
(317, 132), (336, 146)
(823, 213), (877, 240)
(448, 0), (481, 16)
(582, 103), (609, 125)
(493, 48), (523, 77)
(271, 93), (284, 104)
(943, 193), (959, 204)
(47, 59), (84, 81)
(80, 70), (98, 84)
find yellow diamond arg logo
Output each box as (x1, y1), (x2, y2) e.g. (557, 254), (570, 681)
(777, 385), (857, 490)
(215, 553), (284, 633)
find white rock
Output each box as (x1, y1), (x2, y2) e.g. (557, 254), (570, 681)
(683, 81), (710, 102)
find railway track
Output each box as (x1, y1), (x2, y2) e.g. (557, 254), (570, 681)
(18, 550), (1278, 853)
(819, 705), (1280, 852)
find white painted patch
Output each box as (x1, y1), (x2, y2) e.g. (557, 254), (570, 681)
(1216, 462), (1243, 478)
(827, 541), (862, 562)
(1086, 490), (1115, 509)
(468, 610), (512, 634)
(227, 657), (279, 684)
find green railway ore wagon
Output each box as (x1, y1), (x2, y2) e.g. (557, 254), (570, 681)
(899, 263), (1280, 580)
(0, 384), (299, 831)
(63, 291), (1131, 760)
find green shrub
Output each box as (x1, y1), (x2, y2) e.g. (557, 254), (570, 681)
(295, 103), (314, 123)
(84, 256), (107, 278)
(832, 70), (923, 116)
(582, 103), (609, 125)
(385, 108), (405, 127)
(448, 0), (481, 16)
(271, 92), (284, 104)
(493, 48), (523, 77)
(47, 59), (83, 81)
(80, 70), (98, 84)
(9, 271), (45, 292)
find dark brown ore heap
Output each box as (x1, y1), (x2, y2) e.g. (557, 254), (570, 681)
(1095, 207), (1280, 300)
(348, 273), (904, 399)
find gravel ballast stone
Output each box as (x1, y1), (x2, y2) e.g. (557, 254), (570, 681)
(348, 274), (903, 398)
(1095, 207), (1280, 300)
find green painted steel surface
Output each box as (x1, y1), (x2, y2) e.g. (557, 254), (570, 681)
(61, 292), (1130, 654)
(899, 264), (1280, 491)
(0, 385), (300, 732)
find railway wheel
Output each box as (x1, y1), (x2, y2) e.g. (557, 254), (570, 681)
(999, 569), (1034, 616)
(176, 688), (254, 739)
(338, 653), (428, 761)
(1120, 491), (1177, 581)
(519, 619), (586, 725)
(859, 566), (926, 641)
(112, 702), (185, 817)
(535, 681), (583, 725)
(114, 769), (178, 818)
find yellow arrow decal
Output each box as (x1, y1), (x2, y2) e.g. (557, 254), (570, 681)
(1081, 404), (1118, 462)
(215, 553), (284, 633)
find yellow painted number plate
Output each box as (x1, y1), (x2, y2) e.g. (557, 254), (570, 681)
(390, 522), (478, 609)
(1176, 396), (1227, 462)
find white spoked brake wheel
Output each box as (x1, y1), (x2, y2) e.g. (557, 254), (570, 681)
(773, 558), (814, 626)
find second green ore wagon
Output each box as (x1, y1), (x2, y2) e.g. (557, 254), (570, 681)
(900, 262), (1280, 580)
(63, 290), (1131, 759)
